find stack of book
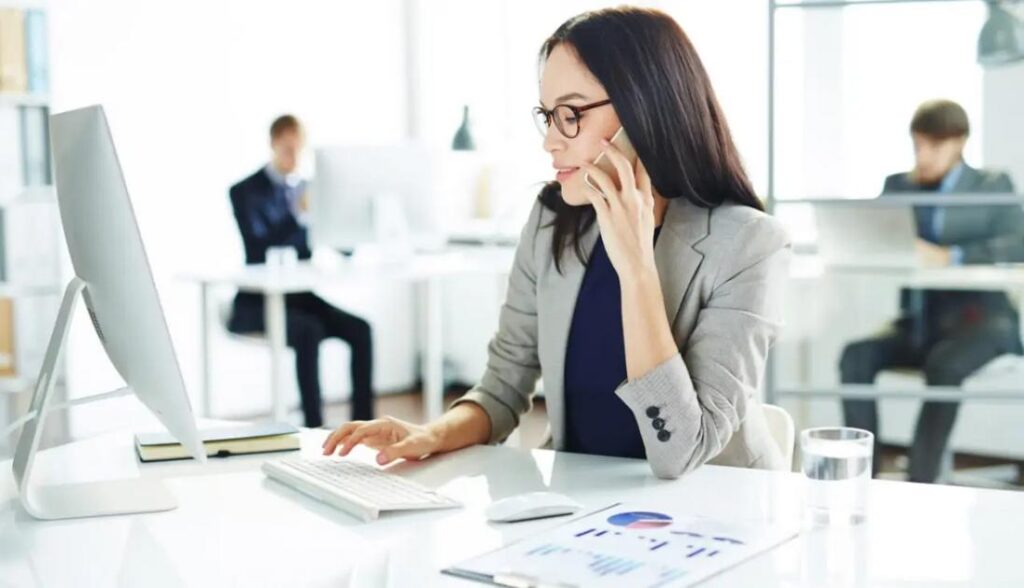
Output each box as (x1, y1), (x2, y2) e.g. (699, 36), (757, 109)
(0, 297), (12, 377)
(0, 7), (52, 379)
(134, 422), (303, 462)
(0, 8), (47, 94)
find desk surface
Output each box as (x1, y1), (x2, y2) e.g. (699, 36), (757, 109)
(2, 425), (1022, 587)
(790, 255), (1024, 290)
(182, 248), (515, 294)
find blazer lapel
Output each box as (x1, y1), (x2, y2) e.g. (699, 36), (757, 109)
(541, 219), (599, 373)
(655, 198), (709, 332)
(951, 163), (980, 193)
(538, 219), (597, 449)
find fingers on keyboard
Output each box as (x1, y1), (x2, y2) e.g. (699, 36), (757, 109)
(340, 422), (388, 456)
(322, 422), (360, 454)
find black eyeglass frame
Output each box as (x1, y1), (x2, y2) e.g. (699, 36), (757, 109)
(532, 99), (612, 139)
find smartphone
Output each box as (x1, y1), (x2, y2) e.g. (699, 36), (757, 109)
(584, 127), (639, 194)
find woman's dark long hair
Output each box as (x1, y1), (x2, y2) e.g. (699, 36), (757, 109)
(538, 7), (763, 272)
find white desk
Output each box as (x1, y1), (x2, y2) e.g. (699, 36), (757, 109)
(788, 255), (1024, 291)
(3, 424), (1023, 586)
(183, 248), (513, 424)
(779, 258), (1024, 401)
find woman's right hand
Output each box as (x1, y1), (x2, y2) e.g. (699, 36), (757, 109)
(321, 416), (444, 466)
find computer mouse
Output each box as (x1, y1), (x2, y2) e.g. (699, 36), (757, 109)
(484, 491), (583, 523)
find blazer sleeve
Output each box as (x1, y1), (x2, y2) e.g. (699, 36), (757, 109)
(230, 180), (304, 264)
(449, 200), (545, 444)
(614, 215), (792, 479)
(957, 173), (1024, 263)
(881, 173), (901, 195)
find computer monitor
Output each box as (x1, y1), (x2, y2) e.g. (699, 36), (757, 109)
(310, 144), (444, 253)
(813, 201), (919, 269)
(11, 105), (205, 520)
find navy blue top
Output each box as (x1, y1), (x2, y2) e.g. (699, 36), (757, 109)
(563, 228), (661, 459)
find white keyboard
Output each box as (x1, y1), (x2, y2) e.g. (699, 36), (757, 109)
(261, 457), (461, 521)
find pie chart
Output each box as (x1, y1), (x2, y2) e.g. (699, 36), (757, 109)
(607, 511), (673, 529)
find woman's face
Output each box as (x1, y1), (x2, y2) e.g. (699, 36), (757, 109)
(539, 44), (622, 206)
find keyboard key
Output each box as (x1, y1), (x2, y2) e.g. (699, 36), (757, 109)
(262, 457), (461, 520)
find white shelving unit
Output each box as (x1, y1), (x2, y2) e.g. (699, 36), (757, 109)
(0, 0), (61, 455)
(0, 92), (48, 107)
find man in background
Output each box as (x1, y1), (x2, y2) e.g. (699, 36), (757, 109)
(839, 99), (1024, 483)
(228, 115), (375, 427)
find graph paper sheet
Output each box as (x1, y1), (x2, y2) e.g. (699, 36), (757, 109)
(443, 503), (799, 587)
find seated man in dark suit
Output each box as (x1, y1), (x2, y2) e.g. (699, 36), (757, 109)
(228, 114), (374, 428)
(840, 99), (1024, 483)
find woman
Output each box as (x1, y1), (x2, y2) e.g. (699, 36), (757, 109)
(323, 7), (790, 479)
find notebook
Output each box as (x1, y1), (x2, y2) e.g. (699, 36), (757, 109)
(135, 422), (301, 462)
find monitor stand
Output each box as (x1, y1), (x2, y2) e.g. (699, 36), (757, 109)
(11, 277), (178, 520)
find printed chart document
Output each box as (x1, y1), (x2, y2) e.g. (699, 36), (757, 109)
(443, 502), (799, 587)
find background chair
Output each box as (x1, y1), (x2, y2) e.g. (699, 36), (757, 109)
(763, 403), (795, 471)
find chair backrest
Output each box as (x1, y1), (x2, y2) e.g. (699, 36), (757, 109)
(218, 294), (267, 342)
(762, 404), (795, 471)
(217, 296), (234, 329)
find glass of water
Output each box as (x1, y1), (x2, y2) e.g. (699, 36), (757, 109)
(801, 427), (873, 526)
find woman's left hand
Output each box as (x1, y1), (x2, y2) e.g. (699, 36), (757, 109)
(581, 139), (658, 277)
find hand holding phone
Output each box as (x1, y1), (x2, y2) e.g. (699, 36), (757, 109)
(584, 127), (638, 195)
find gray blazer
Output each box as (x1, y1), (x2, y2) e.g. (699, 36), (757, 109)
(883, 165), (1024, 263)
(452, 196), (792, 479)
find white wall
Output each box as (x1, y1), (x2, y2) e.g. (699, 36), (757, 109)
(983, 61), (1024, 188)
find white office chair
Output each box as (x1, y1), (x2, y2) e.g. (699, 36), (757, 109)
(208, 294), (299, 418)
(873, 365), (1022, 487)
(762, 404), (795, 471)
(218, 296), (268, 343)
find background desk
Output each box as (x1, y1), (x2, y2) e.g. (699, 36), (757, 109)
(2, 421), (1023, 586)
(776, 258), (1024, 466)
(182, 247), (514, 424)
(788, 257), (1024, 292)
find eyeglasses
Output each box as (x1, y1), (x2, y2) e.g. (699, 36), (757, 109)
(532, 99), (612, 139)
